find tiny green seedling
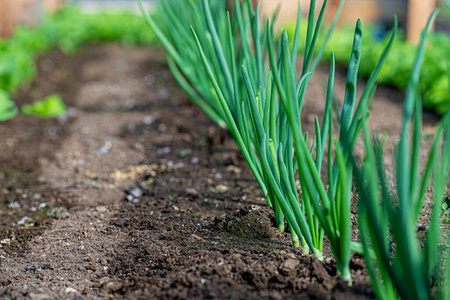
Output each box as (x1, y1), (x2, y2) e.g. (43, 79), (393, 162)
(178, 148), (192, 157)
(195, 140), (206, 147)
(91, 181), (102, 189)
(46, 207), (61, 217)
(209, 186), (226, 193)
(442, 202), (450, 224)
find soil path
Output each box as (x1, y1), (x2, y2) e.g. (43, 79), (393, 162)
(0, 44), (440, 300)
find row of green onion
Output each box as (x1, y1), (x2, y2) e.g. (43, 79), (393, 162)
(137, 0), (449, 295)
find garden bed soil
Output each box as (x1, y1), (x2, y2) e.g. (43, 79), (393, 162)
(0, 44), (441, 299)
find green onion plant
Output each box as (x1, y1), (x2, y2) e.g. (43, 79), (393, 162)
(265, 13), (398, 282)
(137, 0), (230, 128)
(343, 10), (450, 299)
(138, 0), (397, 284)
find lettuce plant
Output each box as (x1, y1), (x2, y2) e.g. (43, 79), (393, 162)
(0, 6), (158, 121)
(0, 89), (18, 121)
(286, 19), (450, 115)
(22, 94), (66, 118)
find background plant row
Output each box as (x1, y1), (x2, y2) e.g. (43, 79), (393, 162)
(286, 21), (450, 115)
(1, 7), (158, 94)
(2, 6), (449, 117)
(0, 6), (157, 120)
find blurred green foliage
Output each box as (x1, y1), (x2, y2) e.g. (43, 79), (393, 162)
(0, 7), (157, 93)
(0, 6), (157, 121)
(287, 22), (450, 115)
(0, 90), (18, 121)
(22, 94), (66, 118)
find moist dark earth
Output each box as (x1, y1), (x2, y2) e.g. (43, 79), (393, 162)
(0, 44), (441, 300)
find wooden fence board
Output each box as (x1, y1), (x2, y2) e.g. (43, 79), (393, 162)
(407, 0), (437, 44)
(0, 0), (65, 38)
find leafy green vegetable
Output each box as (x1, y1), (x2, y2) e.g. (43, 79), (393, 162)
(0, 7), (157, 94)
(0, 5), (158, 121)
(0, 89), (18, 121)
(286, 19), (450, 115)
(22, 94), (66, 118)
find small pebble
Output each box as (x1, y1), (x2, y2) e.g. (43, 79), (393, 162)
(157, 88), (169, 99)
(17, 216), (29, 226)
(129, 187), (142, 198)
(226, 165), (241, 174)
(143, 115), (156, 125)
(65, 287), (78, 294)
(8, 201), (20, 209)
(29, 293), (51, 300)
(144, 74), (156, 86)
(215, 184), (228, 192)
(185, 188), (198, 197)
(157, 146), (171, 155)
(98, 146), (109, 155)
(158, 124), (168, 132)
(96, 206), (107, 213)
(84, 138), (92, 146)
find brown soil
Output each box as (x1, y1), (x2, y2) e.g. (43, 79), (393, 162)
(0, 44), (440, 300)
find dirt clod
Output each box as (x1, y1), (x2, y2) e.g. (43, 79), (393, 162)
(279, 258), (300, 275)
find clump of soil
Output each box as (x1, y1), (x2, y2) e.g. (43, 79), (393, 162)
(215, 206), (277, 240)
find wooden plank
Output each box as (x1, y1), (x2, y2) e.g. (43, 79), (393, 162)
(0, 0), (65, 38)
(259, 0), (381, 29)
(0, 0), (21, 38)
(0, 0), (43, 38)
(43, 0), (66, 13)
(259, 0), (325, 30)
(327, 0), (381, 26)
(407, 0), (437, 44)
